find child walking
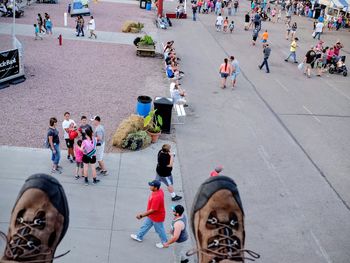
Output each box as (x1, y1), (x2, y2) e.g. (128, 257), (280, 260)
(34, 24), (43, 40)
(74, 140), (83, 179)
(229, 20), (235, 33)
(223, 17), (229, 32)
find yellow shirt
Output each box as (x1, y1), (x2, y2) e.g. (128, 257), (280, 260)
(290, 40), (297, 52)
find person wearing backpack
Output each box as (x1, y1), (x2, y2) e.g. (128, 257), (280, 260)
(47, 117), (62, 174)
(82, 127), (100, 185)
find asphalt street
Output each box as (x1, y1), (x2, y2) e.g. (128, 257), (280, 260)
(159, 2), (350, 262)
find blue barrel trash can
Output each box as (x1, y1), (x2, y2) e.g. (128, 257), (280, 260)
(146, 1), (151, 10)
(136, 96), (152, 117)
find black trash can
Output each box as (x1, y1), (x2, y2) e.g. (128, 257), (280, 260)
(140, 0), (146, 9)
(154, 97), (173, 134)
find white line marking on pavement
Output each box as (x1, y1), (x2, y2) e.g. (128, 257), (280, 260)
(303, 106), (321, 123)
(325, 80), (350, 101)
(310, 230), (333, 263)
(275, 79), (289, 92)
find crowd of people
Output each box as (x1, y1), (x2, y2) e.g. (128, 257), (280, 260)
(46, 112), (108, 185)
(211, 0), (347, 79)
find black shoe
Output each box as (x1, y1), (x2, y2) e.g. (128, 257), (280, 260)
(258, 65), (262, 70)
(100, 170), (108, 176)
(294, 61), (298, 63)
(84, 177), (89, 186)
(69, 159), (74, 163)
(266, 71), (270, 73)
(172, 195), (182, 201)
(284, 59), (288, 62)
(1, 174), (69, 262)
(181, 259), (189, 263)
(75, 175), (80, 180)
(93, 178), (100, 184)
(96, 166), (102, 172)
(67, 155), (71, 160)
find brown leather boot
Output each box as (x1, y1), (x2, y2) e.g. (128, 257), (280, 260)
(1, 174), (69, 263)
(190, 176), (259, 262)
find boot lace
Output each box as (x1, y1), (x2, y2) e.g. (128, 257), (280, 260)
(0, 215), (69, 263)
(187, 215), (260, 262)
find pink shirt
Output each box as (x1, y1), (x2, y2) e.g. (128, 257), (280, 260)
(82, 138), (96, 156)
(74, 145), (84, 162)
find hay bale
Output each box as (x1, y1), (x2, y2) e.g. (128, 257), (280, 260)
(121, 20), (138, 33)
(112, 114), (144, 147)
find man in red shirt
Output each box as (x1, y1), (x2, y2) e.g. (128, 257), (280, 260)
(131, 180), (168, 248)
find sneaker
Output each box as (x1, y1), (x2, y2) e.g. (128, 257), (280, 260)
(84, 177), (89, 186)
(156, 242), (164, 248)
(130, 234), (142, 242)
(181, 259), (189, 263)
(188, 176), (260, 262)
(67, 155), (71, 161)
(51, 168), (62, 174)
(96, 166), (102, 172)
(284, 59), (288, 62)
(93, 178), (100, 184)
(75, 175), (80, 180)
(69, 159), (74, 164)
(0, 174), (69, 262)
(56, 165), (63, 171)
(100, 170), (108, 176)
(172, 195), (182, 201)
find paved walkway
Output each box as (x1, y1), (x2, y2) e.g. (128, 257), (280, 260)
(0, 22), (156, 45)
(0, 141), (192, 262)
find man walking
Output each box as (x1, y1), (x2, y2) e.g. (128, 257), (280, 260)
(62, 112), (76, 163)
(191, 1), (197, 21)
(230, 55), (240, 89)
(156, 144), (182, 201)
(313, 21), (324, 40)
(88, 16), (97, 39)
(258, 43), (271, 73)
(285, 37), (299, 63)
(163, 205), (189, 262)
(303, 46), (317, 78)
(131, 180), (168, 248)
(92, 116), (107, 175)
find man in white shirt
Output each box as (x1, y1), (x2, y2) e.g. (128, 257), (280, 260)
(216, 13), (223, 31)
(88, 16), (97, 39)
(313, 21), (324, 40)
(62, 112), (76, 163)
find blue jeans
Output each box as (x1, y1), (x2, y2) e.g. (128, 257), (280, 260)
(286, 51), (297, 62)
(313, 32), (321, 40)
(51, 144), (61, 165)
(260, 57), (270, 72)
(192, 12), (196, 21)
(136, 217), (167, 243)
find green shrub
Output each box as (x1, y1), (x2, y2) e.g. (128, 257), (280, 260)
(139, 35), (154, 46)
(122, 130), (151, 151)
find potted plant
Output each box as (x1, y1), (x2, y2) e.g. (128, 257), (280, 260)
(144, 109), (163, 143)
(139, 35), (155, 46)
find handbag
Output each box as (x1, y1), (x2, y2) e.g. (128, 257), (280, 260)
(297, 62), (304, 70)
(312, 31), (316, 37)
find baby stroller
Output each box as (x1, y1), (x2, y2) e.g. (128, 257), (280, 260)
(329, 56), (347, 77)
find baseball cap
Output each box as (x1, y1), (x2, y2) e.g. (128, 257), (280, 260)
(148, 180), (161, 189)
(91, 116), (101, 122)
(215, 166), (223, 173)
(172, 205), (185, 215)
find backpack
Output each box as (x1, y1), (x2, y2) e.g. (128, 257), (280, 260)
(43, 136), (50, 148)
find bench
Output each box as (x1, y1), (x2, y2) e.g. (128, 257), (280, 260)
(173, 104), (186, 124)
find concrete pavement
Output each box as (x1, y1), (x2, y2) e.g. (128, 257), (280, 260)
(0, 142), (192, 262)
(158, 2), (350, 263)
(0, 22), (157, 45)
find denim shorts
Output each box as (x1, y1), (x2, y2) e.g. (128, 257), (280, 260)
(220, 72), (229, 78)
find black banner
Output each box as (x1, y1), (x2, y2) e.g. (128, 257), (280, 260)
(0, 49), (20, 81)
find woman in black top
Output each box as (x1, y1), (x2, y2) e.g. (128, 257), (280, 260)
(156, 144), (182, 201)
(48, 117), (61, 174)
